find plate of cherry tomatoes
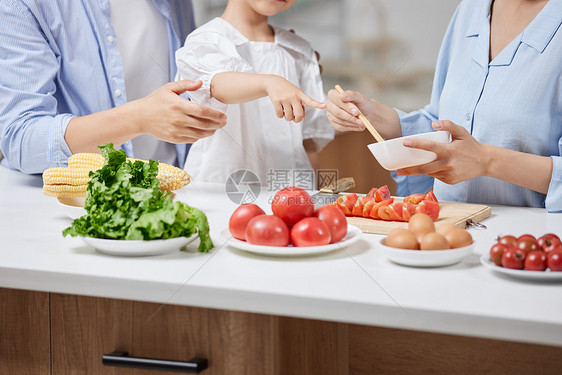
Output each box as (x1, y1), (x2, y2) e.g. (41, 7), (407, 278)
(480, 233), (562, 280)
(223, 187), (362, 256)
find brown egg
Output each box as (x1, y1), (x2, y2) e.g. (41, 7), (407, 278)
(415, 230), (433, 245)
(408, 213), (435, 237)
(420, 232), (450, 250)
(385, 230), (419, 250)
(444, 228), (473, 249)
(436, 223), (459, 236)
(387, 227), (411, 238)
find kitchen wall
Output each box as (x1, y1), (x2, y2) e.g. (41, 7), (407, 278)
(191, 0), (460, 192)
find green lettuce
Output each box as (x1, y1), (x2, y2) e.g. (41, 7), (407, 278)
(62, 143), (213, 252)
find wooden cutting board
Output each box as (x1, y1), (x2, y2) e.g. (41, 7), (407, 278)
(346, 202), (491, 235)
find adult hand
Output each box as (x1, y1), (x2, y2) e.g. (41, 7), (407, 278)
(396, 120), (489, 184)
(326, 88), (372, 132)
(136, 80), (227, 144)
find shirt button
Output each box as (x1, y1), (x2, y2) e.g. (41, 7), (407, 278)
(107, 35), (114, 43)
(465, 113), (472, 121)
(114, 89), (122, 97)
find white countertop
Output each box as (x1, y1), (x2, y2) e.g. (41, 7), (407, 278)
(1, 166), (561, 347)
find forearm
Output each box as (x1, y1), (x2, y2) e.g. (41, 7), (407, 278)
(211, 72), (270, 104)
(484, 144), (553, 194)
(365, 99), (402, 140)
(65, 101), (143, 154)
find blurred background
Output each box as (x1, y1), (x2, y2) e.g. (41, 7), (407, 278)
(192, 0), (460, 194)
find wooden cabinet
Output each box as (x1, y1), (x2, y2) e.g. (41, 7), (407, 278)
(2, 288), (562, 375)
(0, 288), (50, 375)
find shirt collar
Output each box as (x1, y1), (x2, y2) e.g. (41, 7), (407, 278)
(520, 0), (562, 53)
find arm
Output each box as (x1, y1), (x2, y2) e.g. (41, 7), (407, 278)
(65, 80), (226, 154)
(396, 120), (553, 195)
(211, 72), (325, 123)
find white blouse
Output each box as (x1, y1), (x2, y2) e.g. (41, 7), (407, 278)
(176, 17), (334, 185)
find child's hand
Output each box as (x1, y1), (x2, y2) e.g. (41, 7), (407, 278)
(265, 75), (326, 123)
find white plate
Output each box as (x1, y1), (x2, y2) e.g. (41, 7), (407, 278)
(480, 255), (562, 281)
(378, 239), (475, 267)
(80, 235), (196, 256)
(220, 224), (362, 256)
(57, 197), (87, 220)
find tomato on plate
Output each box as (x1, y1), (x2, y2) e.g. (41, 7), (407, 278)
(524, 250), (547, 271)
(336, 194), (358, 216)
(271, 186), (314, 227)
(516, 237), (540, 256)
(229, 204), (266, 240)
(501, 248), (525, 270)
(497, 235), (517, 248)
(290, 217), (331, 247)
(517, 234), (536, 242)
(415, 200), (439, 221)
(314, 205), (347, 243)
(489, 243), (507, 266)
(537, 234), (561, 253)
(245, 215), (290, 247)
(547, 249), (562, 271)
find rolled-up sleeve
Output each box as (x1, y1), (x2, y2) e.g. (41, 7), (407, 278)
(175, 32), (254, 112)
(0, 0), (73, 174)
(545, 154), (562, 212)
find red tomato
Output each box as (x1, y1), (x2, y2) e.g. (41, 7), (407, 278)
(352, 197), (367, 217)
(501, 248), (525, 270)
(517, 234), (536, 242)
(290, 217), (331, 247)
(370, 198), (393, 219)
(524, 250), (547, 271)
(229, 204), (266, 241)
(497, 235), (517, 248)
(336, 193), (358, 216)
(423, 190), (439, 202)
(547, 249), (562, 271)
(415, 200), (440, 221)
(402, 202), (417, 221)
(389, 202), (405, 221)
(366, 187), (377, 198)
(544, 239), (562, 254)
(362, 199), (376, 218)
(403, 193), (425, 205)
(271, 186), (314, 227)
(314, 205), (348, 243)
(537, 234), (561, 252)
(489, 243), (507, 266)
(516, 238), (540, 256)
(374, 185), (391, 202)
(245, 215), (290, 247)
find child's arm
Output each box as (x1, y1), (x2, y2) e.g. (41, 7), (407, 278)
(211, 72), (326, 123)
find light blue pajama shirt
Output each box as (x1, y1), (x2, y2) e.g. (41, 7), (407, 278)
(394, 0), (562, 212)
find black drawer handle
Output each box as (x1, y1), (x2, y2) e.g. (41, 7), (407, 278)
(102, 351), (208, 373)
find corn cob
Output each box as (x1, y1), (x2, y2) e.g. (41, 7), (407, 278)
(42, 183), (88, 198)
(42, 167), (91, 186)
(68, 153), (104, 170)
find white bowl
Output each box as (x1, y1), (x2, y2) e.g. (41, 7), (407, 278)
(57, 197), (86, 220)
(368, 131), (450, 170)
(378, 238), (475, 267)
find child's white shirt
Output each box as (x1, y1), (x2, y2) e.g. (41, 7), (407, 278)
(176, 17), (334, 185)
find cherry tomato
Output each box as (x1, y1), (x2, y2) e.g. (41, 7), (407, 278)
(547, 249), (562, 271)
(501, 248), (525, 270)
(524, 250), (547, 271)
(245, 215), (290, 247)
(290, 217), (331, 247)
(271, 186), (314, 227)
(543, 238), (562, 255)
(517, 234), (536, 242)
(229, 204), (266, 241)
(314, 205), (347, 243)
(516, 238), (540, 256)
(489, 243), (507, 266)
(537, 234), (561, 252)
(497, 235), (517, 248)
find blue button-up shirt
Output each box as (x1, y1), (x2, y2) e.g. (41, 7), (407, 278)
(394, 0), (562, 212)
(0, 0), (194, 174)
